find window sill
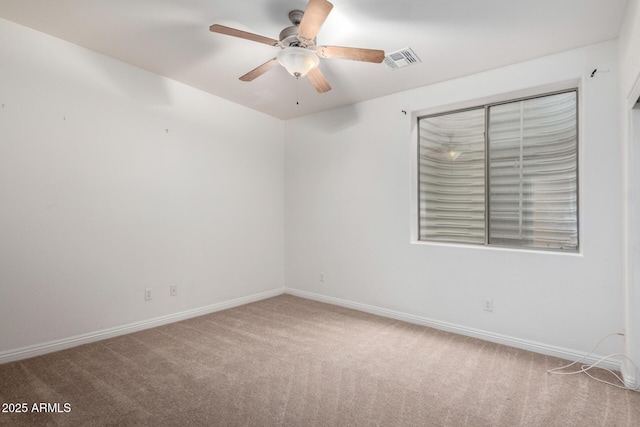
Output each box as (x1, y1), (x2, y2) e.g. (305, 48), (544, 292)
(410, 239), (583, 257)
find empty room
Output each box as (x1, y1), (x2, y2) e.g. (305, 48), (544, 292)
(1, 0), (640, 425)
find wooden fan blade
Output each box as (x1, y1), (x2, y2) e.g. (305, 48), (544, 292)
(209, 24), (279, 46)
(317, 46), (385, 63)
(307, 67), (332, 93)
(240, 58), (279, 82)
(298, 0), (334, 41)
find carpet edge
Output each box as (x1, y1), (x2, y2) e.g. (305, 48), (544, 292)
(0, 287), (286, 364)
(285, 288), (623, 372)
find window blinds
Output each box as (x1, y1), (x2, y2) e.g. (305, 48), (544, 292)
(488, 92), (578, 250)
(418, 108), (486, 243)
(418, 90), (578, 251)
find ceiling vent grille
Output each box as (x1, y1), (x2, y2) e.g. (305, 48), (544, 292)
(384, 47), (421, 70)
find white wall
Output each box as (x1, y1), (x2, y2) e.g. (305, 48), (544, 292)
(621, 0), (640, 95)
(285, 40), (624, 358)
(620, 0), (640, 387)
(0, 18), (285, 356)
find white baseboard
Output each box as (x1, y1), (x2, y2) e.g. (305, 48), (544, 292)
(622, 359), (639, 390)
(0, 287), (285, 365)
(286, 288), (622, 372)
(2, 286), (626, 376)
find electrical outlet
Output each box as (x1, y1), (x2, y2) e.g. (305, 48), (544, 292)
(145, 288), (152, 301)
(170, 285), (177, 296)
(483, 298), (493, 312)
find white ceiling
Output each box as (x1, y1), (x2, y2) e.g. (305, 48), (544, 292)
(0, 0), (629, 119)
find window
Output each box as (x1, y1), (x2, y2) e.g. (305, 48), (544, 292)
(418, 90), (578, 251)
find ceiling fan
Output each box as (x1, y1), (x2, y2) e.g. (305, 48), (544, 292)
(209, 0), (385, 93)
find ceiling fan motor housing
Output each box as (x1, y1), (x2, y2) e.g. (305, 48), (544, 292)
(279, 11), (316, 49)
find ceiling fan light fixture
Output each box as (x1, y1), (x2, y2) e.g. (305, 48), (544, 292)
(277, 47), (319, 78)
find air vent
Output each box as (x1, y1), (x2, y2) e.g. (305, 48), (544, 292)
(384, 47), (421, 70)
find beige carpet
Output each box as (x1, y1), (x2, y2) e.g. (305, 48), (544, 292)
(1, 294), (639, 426)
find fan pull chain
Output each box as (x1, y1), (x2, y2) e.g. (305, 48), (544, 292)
(296, 77), (300, 105)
